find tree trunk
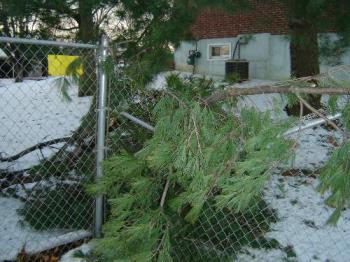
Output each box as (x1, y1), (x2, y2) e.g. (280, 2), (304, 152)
(291, 25), (319, 77)
(287, 22), (322, 116)
(77, 0), (96, 97)
(78, 0), (95, 43)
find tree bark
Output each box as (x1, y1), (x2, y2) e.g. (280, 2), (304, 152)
(77, 0), (96, 97)
(204, 85), (350, 105)
(78, 0), (95, 43)
(288, 19), (321, 115)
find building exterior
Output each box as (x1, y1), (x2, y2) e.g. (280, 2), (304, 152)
(174, 1), (350, 80)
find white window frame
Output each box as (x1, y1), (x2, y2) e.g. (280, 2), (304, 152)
(207, 43), (231, 61)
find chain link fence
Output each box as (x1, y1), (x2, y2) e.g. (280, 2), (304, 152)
(0, 37), (99, 260)
(104, 64), (350, 261)
(1, 35), (350, 261)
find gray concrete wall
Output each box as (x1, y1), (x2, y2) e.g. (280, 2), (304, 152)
(174, 32), (349, 80)
(319, 33), (350, 73)
(268, 35), (291, 80)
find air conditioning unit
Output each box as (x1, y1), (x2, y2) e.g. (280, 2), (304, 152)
(225, 60), (249, 81)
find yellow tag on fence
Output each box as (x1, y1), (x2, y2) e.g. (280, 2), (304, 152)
(48, 55), (83, 76)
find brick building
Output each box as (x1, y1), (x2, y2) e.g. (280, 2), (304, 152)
(191, 2), (288, 40)
(174, 1), (349, 80)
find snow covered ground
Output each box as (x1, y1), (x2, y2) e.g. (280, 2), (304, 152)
(264, 174), (350, 261)
(146, 70), (222, 90)
(60, 243), (92, 262)
(236, 126), (350, 262)
(0, 197), (91, 261)
(0, 77), (92, 171)
(0, 77), (92, 260)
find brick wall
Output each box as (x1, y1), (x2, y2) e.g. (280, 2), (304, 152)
(192, 1), (289, 39)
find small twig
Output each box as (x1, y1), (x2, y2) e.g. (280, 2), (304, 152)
(39, 147), (45, 160)
(48, 145), (61, 150)
(297, 101), (304, 133)
(0, 137), (71, 162)
(160, 178), (170, 209)
(151, 223), (170, 259)
(164, 90), (188, 108)
(296, 94), (348, 137)
(191, 115), (203, 156)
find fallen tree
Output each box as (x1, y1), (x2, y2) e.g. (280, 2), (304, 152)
(205, 85), (350, 104)
(89, 68), (350, 260)
(204, 66), (350, 104)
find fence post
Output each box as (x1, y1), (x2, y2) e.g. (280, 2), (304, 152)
(95, 35), (109, 238)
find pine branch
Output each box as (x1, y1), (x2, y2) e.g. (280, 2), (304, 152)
(204, 85), (350, 105)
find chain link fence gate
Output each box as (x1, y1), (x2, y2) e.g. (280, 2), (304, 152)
(0, 36), (104, 260)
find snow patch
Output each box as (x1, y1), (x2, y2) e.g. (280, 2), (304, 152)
(0, 77), (92, 259)
(146, 71), (223, 90)
(238, 126), (349, 261)
(0, 77), (92, 171)
(60, 243), (92, 262)
(0, 197), (91, 261)
(289, 125), (343, 170)
(236, 247), (291, 262)
(264, 174), (350, 261)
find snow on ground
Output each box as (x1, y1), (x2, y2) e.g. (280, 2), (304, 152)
(146, 71), (223, 90)
(0, 197), (91, 261)
(289, 125), (344, 171)
(229, 79), (288, 120)
(0, 77), (92, 171)
(236, 247), (291, 262)
(0, 77), (92, 260)
(60, 243), (92, 262)
(237, 126), (349, 262)
(264, 175), (350, 262)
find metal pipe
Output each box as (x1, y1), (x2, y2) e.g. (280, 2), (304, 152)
(120, 111), (155, 132)
(119, 110), (342, 139)
(284, 113), (342, 137)
(95, 35), (109, 238)
(0, 36), (97, 49)
(232, 37), (241, 60)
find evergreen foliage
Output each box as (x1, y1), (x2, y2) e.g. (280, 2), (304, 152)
(318, 101), (350, 225)
(318, 141), (350, 225)
(89, 76), (293, 261)
(18, 185), (93, 230)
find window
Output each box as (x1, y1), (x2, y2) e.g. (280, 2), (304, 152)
(208, 44), (231, 60)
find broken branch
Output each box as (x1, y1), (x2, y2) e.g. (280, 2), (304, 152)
(0, 137), (71, 162)
(204, 85), (350, 105)
(296, 94), (349, 138)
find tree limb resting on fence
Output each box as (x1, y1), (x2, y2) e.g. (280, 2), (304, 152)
(204, 86), (350, 105)
(0, 137), (71, 162)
